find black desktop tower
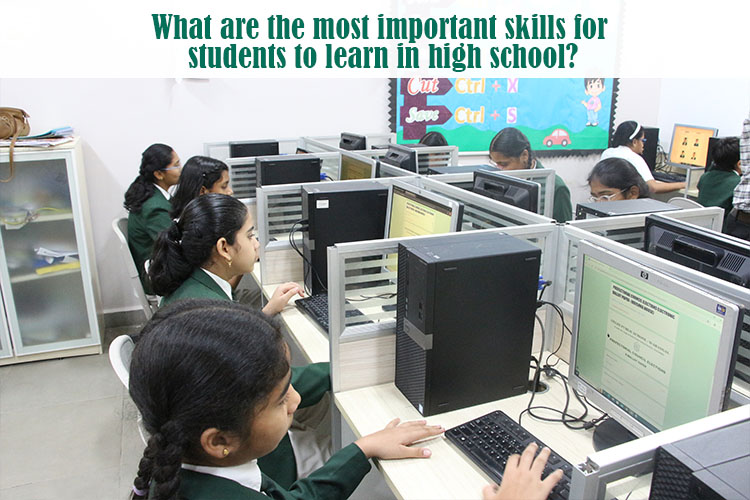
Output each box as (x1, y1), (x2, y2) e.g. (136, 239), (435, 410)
(649, 418), (750, 500)
(642, 126), (659, 171)
(395, 232), (541, 416)
(575, 199), (680, 220)
(705, 136), (721, 170)
(301, 182), (388, 295)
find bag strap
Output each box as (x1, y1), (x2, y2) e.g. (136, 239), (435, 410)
(0, 111), (26, 183)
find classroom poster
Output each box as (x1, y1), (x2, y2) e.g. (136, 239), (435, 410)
(391, 77), (618, 153)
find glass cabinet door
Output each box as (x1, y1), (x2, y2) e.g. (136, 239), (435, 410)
(0, 154), (96, 355)
(0, 294), (11, 359)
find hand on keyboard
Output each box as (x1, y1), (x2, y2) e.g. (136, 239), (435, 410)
(482, 443), (564, 500)
(262, 282), (304, 316)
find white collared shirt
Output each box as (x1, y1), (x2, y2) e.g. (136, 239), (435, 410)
(182, 459), (265, 494)
(600, 146), (654, 182)
(200, 267), (233, 300)
(153, 183), (171, 201)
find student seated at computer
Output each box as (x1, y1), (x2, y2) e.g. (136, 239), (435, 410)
(419, 131), (448, 146)
(148, 193), (301, 313)
(124, 143), (182, 294)
(169, 156), (233, 218)
(587, 158), (650, 202)
(697, 137), (740, 221)
(601, 121), (686, 194)
(489, 128), (572, 222)
(127, 299), (560, 500)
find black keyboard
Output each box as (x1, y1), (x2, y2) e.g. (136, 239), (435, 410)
(446, 410), (574, 499)
(295, 294), (371, 333)
(653, 171), (686, 183)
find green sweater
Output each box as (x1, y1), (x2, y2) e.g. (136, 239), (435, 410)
(177, 443), (370, 499)
(127, 189), (172, 294)
(697, 169), (740, 214)
(536, 160), (572, 222)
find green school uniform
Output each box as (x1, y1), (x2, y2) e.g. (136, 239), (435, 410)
(697, 169), (740, 214)
(127, 189), (172, 294)
(158, 269), (333, 489)
(159, 268), (229, 307)
(536, 160), (572, 222)
(176, 443), (370, 499)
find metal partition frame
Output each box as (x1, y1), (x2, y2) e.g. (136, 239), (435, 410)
(327, 223), (560, 394)
(303, 133), (397, 151)
(420, 177), (555, 229)
(569, 405), (750, 499)
(203, 138), (302, 162)
(413, 145), (458, 174)
(428, 168), (557, 219)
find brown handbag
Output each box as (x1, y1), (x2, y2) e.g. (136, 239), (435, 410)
(0, 107), (31, 183)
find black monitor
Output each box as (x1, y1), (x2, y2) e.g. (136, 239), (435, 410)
(381, 144), (418, 173)
(472, 171), (540, 214)
(339, 133), (367, 151)
(255, 155), (321, 187)
(229, 140), (279, 158)
(644, 214), (750, 288)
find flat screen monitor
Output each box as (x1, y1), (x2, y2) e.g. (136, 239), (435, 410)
(229, 140), (279, 158)
(385, 181), (463, 239)
(339, 152), (377, 180)
(569, 241), (742, 450)
(381, 144), (418, 173)
(644, 214), (750, 289)
(472, 170), (540, 214)
(668, 124), (718, 168)
(255, 155), (321, 187)
(340, 132), (367, 151)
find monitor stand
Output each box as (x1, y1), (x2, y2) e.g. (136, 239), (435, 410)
(592, 419), (637, 451)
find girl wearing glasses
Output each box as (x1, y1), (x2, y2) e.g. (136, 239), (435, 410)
(588, 158), (650, 202)
(489, 128), (572, 222)
(601, 121), (685, 194)
(124, 143), (182, 293)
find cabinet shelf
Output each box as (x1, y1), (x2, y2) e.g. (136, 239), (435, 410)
(1, 211), (73, 230)
(9, 266), (81, 284)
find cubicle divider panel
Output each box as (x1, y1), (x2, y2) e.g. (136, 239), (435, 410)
(304, 133), (397, 152)
(561, 225), (750, 401)
(300, 137), (339, 153)
(414, 146), (458, 174)
(420, 177), (554, 230)
(204, 138), (302, 162)
(561, 207), (725, 312)
(226, 156), (259, 200)
(328, 224), (559, 394)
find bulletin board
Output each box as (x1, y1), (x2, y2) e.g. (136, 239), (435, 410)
(389, 78), (619, 154)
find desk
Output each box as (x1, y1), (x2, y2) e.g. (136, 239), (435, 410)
(335, 360), (597, 500)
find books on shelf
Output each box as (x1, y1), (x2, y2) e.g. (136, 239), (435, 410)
(0, 126), (75, 148)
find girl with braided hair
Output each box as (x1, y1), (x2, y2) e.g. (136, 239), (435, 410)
(128, 300), (445, 499)
(124, 143), (182, 293)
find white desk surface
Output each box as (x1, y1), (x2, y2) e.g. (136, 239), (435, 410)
(251, 267), (329, 364)
(335, 360), (597, 500)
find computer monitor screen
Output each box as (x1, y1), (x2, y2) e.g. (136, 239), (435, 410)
(255, 155), (321, 186)
(472, 171), (540, 214)
(385, 182), (463, 239)
(381, 144), (418, 173)
(229, 140), (279, 158)
(644, 214), (750, 289)
(569, 242), (741, 446)
(339, 152), (377, 180)
(340, 132), (367, 151)
(668, 124), (718, 168)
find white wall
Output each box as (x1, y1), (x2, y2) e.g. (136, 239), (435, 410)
(1, 78), (747, 314)
(0, 79), (390, 313)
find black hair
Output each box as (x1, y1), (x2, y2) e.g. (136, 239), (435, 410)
(588, 158), (650, 198)
(419, 131), (448, 146)
(129, 299), (290, 500)
(148, 193), (249, 297)
(584, 77), (604, 89)
(124, 144), (176, 213)
(611, 121), (644, 148)
(489, 128), (534, 163)
(710, 136), (740, 172)
(170, 156), (230, 218)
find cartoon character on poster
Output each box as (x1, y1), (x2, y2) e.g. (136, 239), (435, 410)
(581, 78), (605, 127)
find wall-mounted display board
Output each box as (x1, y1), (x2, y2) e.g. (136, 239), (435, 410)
(389, 78), (619, 154)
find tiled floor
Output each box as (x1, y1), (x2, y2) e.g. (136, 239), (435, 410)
(0, 326), (395, 500)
